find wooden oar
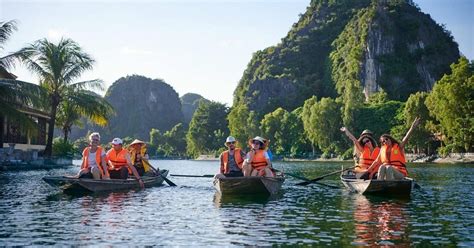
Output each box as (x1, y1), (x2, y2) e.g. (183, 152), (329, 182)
(170, 174), (214, 178)
(295, 166), (356, 186)
(143, 159), (177, 186)
(274, 169), (340, 189)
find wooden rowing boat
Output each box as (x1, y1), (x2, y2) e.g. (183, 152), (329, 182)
(43, 170), (169, 193)
(213, 176), (285, 196)
(340, 174), (414, 197)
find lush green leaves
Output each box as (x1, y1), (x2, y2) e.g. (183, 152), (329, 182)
(426, 57), (474, 152)
(186, 101), (229, 158)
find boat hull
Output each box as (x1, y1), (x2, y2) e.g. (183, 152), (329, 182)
(341, 174), (414, 197)
(43, 170), (169, 193)
(213, 176), (284, 196)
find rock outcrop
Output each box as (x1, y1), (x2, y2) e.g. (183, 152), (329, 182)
(233, 0), (460, 115)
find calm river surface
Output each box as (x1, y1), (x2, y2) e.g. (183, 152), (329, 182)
(0, 160), (473, 246)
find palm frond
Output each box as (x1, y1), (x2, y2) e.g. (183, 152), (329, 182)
(69, 79), (104, 91)
(0, 20), (17, 50)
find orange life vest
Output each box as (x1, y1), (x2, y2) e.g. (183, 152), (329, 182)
(380, 143), (407, 176)
(220, 148), (244, 174)
(357, 146), (380, 171)
(107, 148), (130, 172)
(81, 146), (104, 176)
(251, 150), (268, 170)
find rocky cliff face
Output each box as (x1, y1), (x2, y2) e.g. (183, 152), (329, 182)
(233, 0), (459, 115)
(69, 75), (184, 142)
(181, 93), (209, 125)
(358, 1), (459, 100)
(103, 75), (184, 141)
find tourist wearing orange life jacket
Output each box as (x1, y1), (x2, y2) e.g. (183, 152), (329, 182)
(242, 136), (274, 177)
(106, 137), (144, 188)
(366, 117), (421, 180)
(340, 127), (380, 179)
(77, 132), (110, 179)
(215, 136), (246, 179)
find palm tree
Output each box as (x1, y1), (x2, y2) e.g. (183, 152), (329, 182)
(56, 91), (114, 143)
(0, 20), (17, 71)
(12, 38), (105, 156)
(1, 20), (45, 142)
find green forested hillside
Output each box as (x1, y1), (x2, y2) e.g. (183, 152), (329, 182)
(232, 0), (459, 122)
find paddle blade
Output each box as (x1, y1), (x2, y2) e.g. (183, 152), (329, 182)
(163, 177), (177, 187)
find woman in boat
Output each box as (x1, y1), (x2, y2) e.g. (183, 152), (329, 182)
(242, 136), (274, 177)
(340, 127), (380, 179)
(127, 139), (153, 176)
(366, 117), (421, 180)
(106, 137), (144, 188)
(77, 132), (110, 179)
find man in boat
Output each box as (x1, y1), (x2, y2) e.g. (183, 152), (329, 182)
(106, 137), (144, 188)
(215, 136), (246, 178)
(77, 132), (110, 180)
(340, 127), (380, 179)
(127, 139), (154, 176)
(366, 117), (421, 180)
(242, 136), (274, 177)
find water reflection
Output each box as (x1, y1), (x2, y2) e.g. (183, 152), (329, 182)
(351, 194), (410, 246)
(213, 192), (283, 207)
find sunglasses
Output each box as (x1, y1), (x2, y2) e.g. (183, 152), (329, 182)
(381, 138), (390, 143)
(362, 139), (370, 144)
(91, 139), (100, 142)
(252, 141), (262, 145)
(226, 142), (235, 145)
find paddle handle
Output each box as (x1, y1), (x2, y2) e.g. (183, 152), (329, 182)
(170, 174), (215, 178)
(296, 166), (356, 186)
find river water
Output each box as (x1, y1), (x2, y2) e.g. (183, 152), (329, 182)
(0, 160), (473, 246)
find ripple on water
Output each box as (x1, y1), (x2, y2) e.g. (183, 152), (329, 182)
(0, 161), (473, 246)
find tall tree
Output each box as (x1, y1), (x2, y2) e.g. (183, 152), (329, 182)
(186, 101), (229, 157)
(227, 104), (259, 148)
(391, 92), (432, 154)
(12, 38), (103, 156)
(1, 20), (44, 135)
(426, 57), (474, 153)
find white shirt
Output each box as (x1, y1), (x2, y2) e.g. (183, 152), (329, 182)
(245, 151), (270, 163)
(88, 150), (106, 169)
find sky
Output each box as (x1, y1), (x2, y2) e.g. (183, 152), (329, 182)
(1, 0), (473, 105)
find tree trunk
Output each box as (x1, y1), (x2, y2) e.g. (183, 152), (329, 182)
(63, 129), (68, 143)
(43, 97), (59, 157)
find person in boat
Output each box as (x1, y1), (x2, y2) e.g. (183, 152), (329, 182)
(127, 139), (153, 176)
(106, 137), (144, 188)
(340, 127), (380, 179)
(242, 136), (274, 177)
(366, 117), (421, 180)
(215, 136), (246, 178)
(77, 132), (110, 180)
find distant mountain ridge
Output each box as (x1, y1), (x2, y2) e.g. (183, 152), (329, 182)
(233, 0), (459, 116)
